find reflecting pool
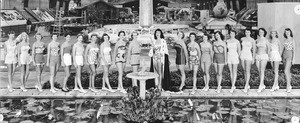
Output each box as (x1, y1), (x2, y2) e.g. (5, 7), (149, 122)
(0, 98), (299, 123)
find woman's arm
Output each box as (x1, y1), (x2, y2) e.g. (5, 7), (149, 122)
(32, 42), (36, 65)
(252, 39), (256, 63)
(278, 39), (283, 56)
(100, 44), (107, 65)
(209, 43), (214, 61)
(46, 43), (50, 66)
(112, 42), (119, 64)
(224, 41), (227, 64)
(72, 44), (77, 67)
(237, 40), (241, 56)
(148, 39), (155, 57)
(182, 42), (189, 64)
(17, 43), (21, 66)
(196, 43), (201, 60)
(3, 42), (7, 60)
(60, 43), (65, 66)
(126, 42), (133, 64)
(266, 40), (270, 58)
(161, 39), (169, 55)
(292, 39), (296, 64)
(84, 44), (90, 65)
(97, 45), (101, 66)
(82, 45), (86, 65)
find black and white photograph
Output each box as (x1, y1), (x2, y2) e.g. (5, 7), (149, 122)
(0, 0), (300, 122)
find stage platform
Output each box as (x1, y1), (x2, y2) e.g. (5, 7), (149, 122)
(0, 89), (299, 99)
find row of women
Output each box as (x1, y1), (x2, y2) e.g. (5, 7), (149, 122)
(4, 31), (142, 93)
(172, 28), (296, 94)
(3, 27), (296, 94)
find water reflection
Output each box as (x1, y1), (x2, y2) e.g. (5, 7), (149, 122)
(0, 98), (299, 122)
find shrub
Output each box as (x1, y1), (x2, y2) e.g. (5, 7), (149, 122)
(42, 65), (300, 89)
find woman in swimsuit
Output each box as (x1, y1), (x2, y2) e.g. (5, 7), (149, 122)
(240, 29), (256, 93)
(213, 31), (227, 93)
(47, 33), (61, 93)
(200, 34), (213, 91)
(112, 31), (128, 93)
(84, 33), (100, 92)
(226, 30), (241, 93)
(127, 31), (141, 86)
(60, 33), (72, 92)
(172, 31), (189, 92)
(32, 33), (45, 92)
(269, 30), (282, 92)
(282, 28), (296, 93)
(100, 33), (115, 92)
(17, 32), (31, 92)
(187, 33), (201, 94)
(72, 33), (87, 93)
(148, 29), (170, 90)
(255, 28), (270, 93)
(4, 31), (17, 92)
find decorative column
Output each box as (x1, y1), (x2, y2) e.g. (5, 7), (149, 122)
(139, 0), (153, 28)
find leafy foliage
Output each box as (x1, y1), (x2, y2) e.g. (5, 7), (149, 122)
(42, 65), (300, 89)
(121, 86), (169, 123)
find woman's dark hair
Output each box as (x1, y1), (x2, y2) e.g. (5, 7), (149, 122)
(230, 30), (237, 35)
(154, 29), (164, 39)
(177, 31), (185, 39)
(77, 33), (84, 38)
(269, 31), (278, 39)
(90, 33), (98, 38)
(101, 33), (110, 41)
(214, 31), (224, 40)
(189, 32), (197, 41)
(64, 33), (71, 37)
(258, 28), (267, 37)
(34, 33), (43, 39)
(203, 33), (210, 40)
(8, 31), (15, 35)
(130, 31), (138, 40)
(283, 28), (293, 38)
(118, 31), (126, 37)
(229, 30), (237, 39)
(244, 28), (252, 37)
(51, 33), (58, 38)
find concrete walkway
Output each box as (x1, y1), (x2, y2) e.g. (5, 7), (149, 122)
(0, 88), (299, 99)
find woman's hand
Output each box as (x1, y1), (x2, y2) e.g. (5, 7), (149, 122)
(61, 62), (65, 67)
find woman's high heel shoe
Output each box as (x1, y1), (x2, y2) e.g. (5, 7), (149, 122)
(257, 85), (266, 93)
(20, 86), (28, 92)
(179, 85), (186, 91)
(7, 85), (15, 92)
(229, 86), (236, 93)
(286, 86), (292, 93)
(79, 89), (87, 93)
(243, 85), (250, 93)
(270, 86), (279, 92)
(216, 86), (222, 93)
(35, 85), (43, 92)
(202, 86), (209, 92)
(50, 89), (57, 93)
